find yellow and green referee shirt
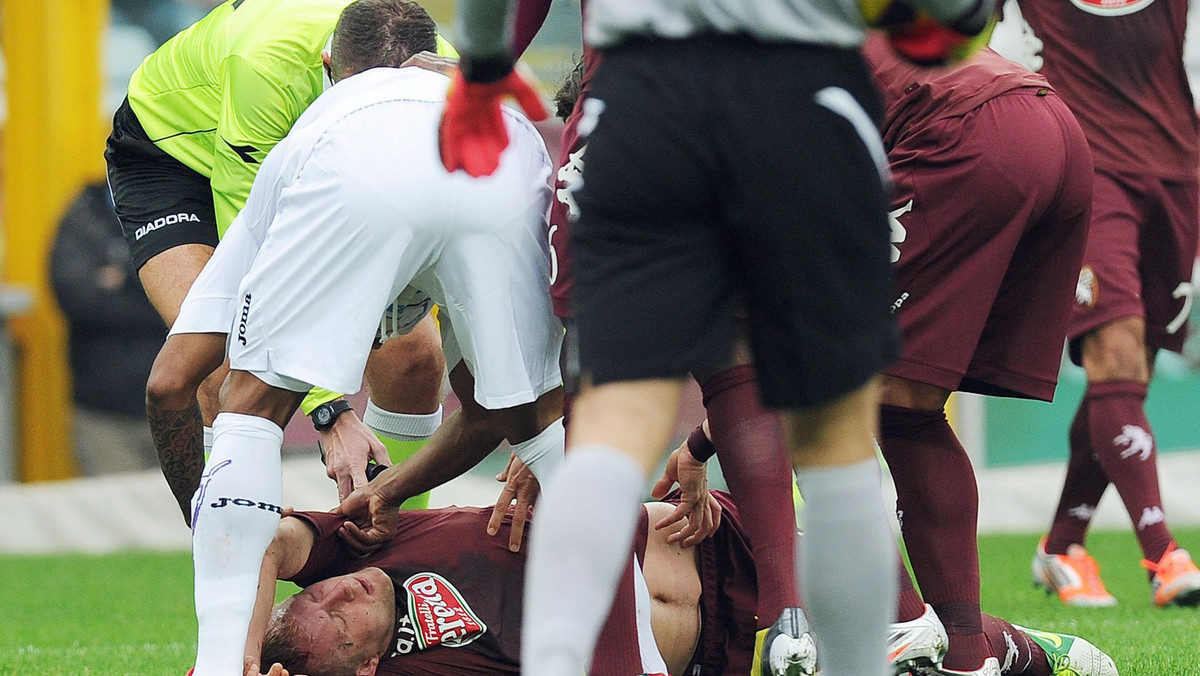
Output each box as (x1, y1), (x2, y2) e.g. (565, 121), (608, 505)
(127, 0), (455, 237)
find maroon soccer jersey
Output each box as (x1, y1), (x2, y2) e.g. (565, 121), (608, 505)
(1017, 0), (1198, 179)
(863, 35), (1050, 146)
(290, 507), (526, 674)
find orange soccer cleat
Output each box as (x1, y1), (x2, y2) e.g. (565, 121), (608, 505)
(1032, 538), (1118, 607)
(1142, 543), (1200, 607)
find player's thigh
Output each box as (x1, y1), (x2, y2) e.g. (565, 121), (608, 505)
(138, 244), (215, 327)
(721, 47), (895, 409)
(106, 111), (219, 321)
(229, 206), (428, 397)
(1140, 178), (1198, 354)
(364, 313), (444, 414)
(432, 227), (563, 411)
(964, 98), (1094, 399)
(571, 44), (735, 387)
(1069, 170), (1145, 349)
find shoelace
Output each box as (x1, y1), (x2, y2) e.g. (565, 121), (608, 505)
(1069, 551), (1107, 591)
(1141, 542), (1187, 577)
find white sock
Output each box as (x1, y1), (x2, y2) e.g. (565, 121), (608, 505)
(363, 399), (443, 440)
(203, 425), (214, 461)
(508, 418), (565, 483)
(522, 445), (645, 676)
(794, 459), (896, 676)
(192, 413), (284, 676)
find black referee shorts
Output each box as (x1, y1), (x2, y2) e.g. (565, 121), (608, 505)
(105, 98), (219, 270)
(571, 36), (899, 409)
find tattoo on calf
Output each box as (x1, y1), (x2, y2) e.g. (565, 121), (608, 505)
(146, 402), (206, 526)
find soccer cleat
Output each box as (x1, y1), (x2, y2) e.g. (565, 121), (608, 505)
(888, 604), (948, 675)
(1142, 543), (1200, 607)
(759, 607), (818, 676)
(1014, 625), (1119, 676)
(934, 657), (1000, 675)
(1032, 538), (1117, 607)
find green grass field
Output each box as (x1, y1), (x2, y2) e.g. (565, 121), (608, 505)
(2, 529), (1197, 675)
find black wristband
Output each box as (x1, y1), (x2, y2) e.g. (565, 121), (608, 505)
(686, 424), (717, 463)
(311, 399), (354, 432)
(366, 462), (389, 481)
(460, 55), (514, 84)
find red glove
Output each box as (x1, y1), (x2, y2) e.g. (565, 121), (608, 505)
(439, 68), (548, 177)
(886, 14), (994, 66)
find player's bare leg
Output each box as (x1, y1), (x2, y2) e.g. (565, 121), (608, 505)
(878, 374), (992, 672)
(787, 376), (895, 676)
(139, 244), (223, 525)
(192, 370), (303, 676)
(363, 313), (446, 509)
(1044, 316), (1198, 607)
(146, 333), (228, 525)
(522, 377), (684, 676)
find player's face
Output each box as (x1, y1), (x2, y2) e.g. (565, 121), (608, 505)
(287, 567), (396, 664)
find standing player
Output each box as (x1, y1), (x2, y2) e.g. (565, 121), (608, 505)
(863, 35), (1094, 675)
(1015, 0), (1200, 608)
(517, 5), (814, 673)
(181, 7), (565, 670)
(105, 0), (453, 521)
(438, 2), (995, 676)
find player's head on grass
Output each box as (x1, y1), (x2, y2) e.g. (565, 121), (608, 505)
(327, 0), (439, 83)
(260, 567), (396, 676)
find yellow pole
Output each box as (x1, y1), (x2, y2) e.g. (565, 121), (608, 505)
(2, 0), (108, 480)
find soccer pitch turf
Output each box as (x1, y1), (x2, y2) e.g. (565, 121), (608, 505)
(2, 529), (1197, 675)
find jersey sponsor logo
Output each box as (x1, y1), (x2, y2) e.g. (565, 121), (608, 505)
(1075, 266), (1097, 308)
(1068, 0), (1155, 16)
(237, 293), (253, 346)
(1138, 506), (1165, 530)
(135, 212), (201, 240)
(1114, 424), (1153, 461)
(402, 572), (487, 651)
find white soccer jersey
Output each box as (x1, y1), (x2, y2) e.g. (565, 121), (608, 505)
(173, 66), (562, 409)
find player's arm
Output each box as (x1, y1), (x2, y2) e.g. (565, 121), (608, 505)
(245, 516), (317, 672)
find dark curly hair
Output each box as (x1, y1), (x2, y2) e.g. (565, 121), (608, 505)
(554, 56), (585, 122)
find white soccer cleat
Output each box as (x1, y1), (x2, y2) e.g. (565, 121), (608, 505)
(761, 607), (818, 676)
(888, 604), (948, 675)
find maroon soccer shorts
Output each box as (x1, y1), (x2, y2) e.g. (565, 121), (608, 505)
(883, 89), (1093, 401)
(1067, 169), (1199, 361)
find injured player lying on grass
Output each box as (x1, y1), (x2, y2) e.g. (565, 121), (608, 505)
(240, 491), (1118, 676)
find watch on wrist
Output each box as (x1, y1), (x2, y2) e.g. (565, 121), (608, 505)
(311, 399), (353, 432)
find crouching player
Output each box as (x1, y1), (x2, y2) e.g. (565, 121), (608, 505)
(242, 492), (1118, 676)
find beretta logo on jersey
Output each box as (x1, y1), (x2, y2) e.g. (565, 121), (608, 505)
(1068, 0), (1155, 17)
(402, 572), (487, 650)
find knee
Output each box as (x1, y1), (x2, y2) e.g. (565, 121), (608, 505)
(1081, 320), (1150, 382)
(146, 355), (206, 411)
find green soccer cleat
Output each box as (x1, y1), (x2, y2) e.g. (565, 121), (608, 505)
(1014, 626), (1119, 676)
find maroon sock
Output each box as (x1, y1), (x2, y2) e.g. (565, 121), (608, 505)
(880, 405), (988, 671)
(1083, 381), (1174, 563)
(701, 364), (801, 628)
(896, 553), (927, 622)
(981, 614), (1049, 676)
(1044, 400), (1110, 555)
